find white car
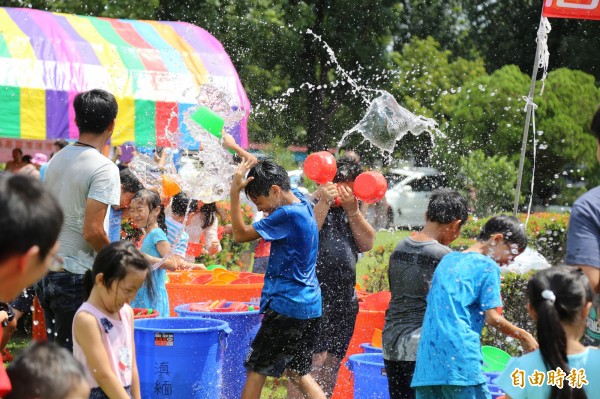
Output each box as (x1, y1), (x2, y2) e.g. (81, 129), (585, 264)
(384, 167), (446, 228)
(288, 169), (309, 195)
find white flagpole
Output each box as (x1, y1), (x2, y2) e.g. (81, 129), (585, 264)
(513, 15), (545, 215)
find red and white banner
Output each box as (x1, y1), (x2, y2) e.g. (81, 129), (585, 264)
(543, 0), (600, 20)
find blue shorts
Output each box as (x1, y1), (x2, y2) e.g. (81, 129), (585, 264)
(10, 287), (35, 313)
(415, 384), (490, 399)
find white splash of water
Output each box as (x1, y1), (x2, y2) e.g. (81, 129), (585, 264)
(338, 90), (444, 153)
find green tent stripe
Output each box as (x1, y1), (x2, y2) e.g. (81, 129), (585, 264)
(0, 35), (10, 58)
(0, 87), (20, 138)
(86, 17), (145, 70)
(135, 100), (156, 147)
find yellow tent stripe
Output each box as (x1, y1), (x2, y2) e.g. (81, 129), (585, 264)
(0, 8), (36, 59)
(111, 96), (135, 146)
(146, 21), (208, 86)
(20, 88), (46, 140)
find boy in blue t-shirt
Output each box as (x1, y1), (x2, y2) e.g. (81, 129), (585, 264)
(230, 158), (325, 399)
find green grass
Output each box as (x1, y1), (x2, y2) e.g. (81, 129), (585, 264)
(3, 332), (30, 367)
(356, 229), (412, 285)
(260, 377), (288, 399)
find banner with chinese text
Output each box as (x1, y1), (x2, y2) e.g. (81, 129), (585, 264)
(543, 0), (600, 20)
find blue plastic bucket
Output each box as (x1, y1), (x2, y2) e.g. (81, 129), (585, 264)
(484, 372), (501, 385)
(488, 384), (504, 398)
(347, 353), (390, 399)
(360, 342), (383, 353)
(175, 303), (262, 399)
(134, 317), (231, 398)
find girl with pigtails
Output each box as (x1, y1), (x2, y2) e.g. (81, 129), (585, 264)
(128, 189), (177, 318)
(498, 266), (600, 399)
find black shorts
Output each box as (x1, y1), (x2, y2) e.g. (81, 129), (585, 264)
(383, 359), (416, 399)
(244, 307), (320, 377)
(313, 297), (358, 358)
(10, 287), (35, 313)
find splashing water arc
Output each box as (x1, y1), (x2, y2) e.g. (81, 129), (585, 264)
(338, 90), (444, 153)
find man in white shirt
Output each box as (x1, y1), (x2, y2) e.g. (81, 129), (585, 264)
(36, 89), (120, 351)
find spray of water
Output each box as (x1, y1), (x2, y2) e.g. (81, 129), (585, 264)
(338, 90), (444, 153)
(128, 83), (244, 269)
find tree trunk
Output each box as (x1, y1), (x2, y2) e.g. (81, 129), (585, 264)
(304, 0), (328, 153)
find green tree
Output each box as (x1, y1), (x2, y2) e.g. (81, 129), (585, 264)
(464, 0), (600, 81)
(449, 149), (519, 216)
(443, 65), (600, 205)
(0, 0), (159, 19)
(157, 0), (402, 151)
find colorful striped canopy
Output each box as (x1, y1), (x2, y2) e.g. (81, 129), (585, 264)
(0, 7), (250, 149)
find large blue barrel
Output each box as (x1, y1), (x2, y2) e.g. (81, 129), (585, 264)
(175, 303), (262, 399)
(347, 353), (390, 399)
(134, 317), (231, 398)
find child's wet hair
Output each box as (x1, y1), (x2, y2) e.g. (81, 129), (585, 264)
(527, 267), (592, 399)
(171, 192), (198, 217)
(333, 156), (362, 183)
(245, 160), (291, 198)
(477, 215), (528, 252)
(425, 189), (469, 225)
(132, 188), (167, 233)
(83, 241), (153, 301)
(199, 202), (217, 229)
(6, 341), (88, 399)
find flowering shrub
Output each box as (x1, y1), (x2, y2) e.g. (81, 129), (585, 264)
(121, 219), (143, 245)
(362, 244), (393, 293)
(481, 271), (536, 356)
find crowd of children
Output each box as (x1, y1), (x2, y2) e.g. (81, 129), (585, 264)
(1, 89), (599, 399)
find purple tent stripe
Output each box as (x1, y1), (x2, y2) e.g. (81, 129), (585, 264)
(26, 9), (89, 70)
(45, 90), (69, 139)
(6, 8), (57, 62)
(52, 14), (101, 66)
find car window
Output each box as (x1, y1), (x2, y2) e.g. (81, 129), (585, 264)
(408, 176), (446, 192)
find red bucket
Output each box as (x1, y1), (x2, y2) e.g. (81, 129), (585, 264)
(354, 171), (387, 204)
(304, 152), (337, 184)
(186, 242), (203, 258)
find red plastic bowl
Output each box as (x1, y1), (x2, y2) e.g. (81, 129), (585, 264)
(304, 152), (337, 184)
(354, 171), (387, 204)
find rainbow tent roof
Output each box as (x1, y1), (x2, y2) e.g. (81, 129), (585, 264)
(0, 7), (250, 148)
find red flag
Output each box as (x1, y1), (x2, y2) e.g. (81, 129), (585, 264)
(543, 0), (600, 20)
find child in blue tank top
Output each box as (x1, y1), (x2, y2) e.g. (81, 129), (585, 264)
(128, 189), (177, 318)
(412, 216), (538, 399)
